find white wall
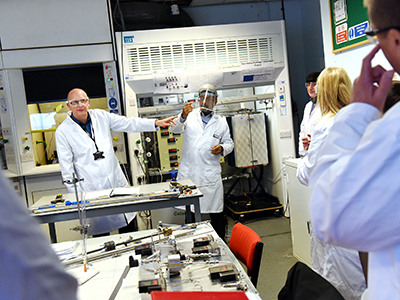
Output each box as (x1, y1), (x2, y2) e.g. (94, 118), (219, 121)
(319, 0), (392, 81)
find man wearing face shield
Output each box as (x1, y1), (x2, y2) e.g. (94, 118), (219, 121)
(170, 84), (234, 240)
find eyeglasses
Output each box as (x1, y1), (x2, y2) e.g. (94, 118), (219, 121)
(365, 26), (400, 44)
(68, 98), (89, 106)
(305, 82), (316, 88)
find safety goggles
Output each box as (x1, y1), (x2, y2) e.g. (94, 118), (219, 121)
(68, 97), (89, 106)
(365, 26), (400, 45)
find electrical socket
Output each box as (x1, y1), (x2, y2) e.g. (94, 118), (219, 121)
(279, 130), (292, 138)
(2, 127), (11, 135)
(21, 153), (33, 162)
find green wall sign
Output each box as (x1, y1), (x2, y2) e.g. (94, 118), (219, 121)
(330, 0), (370, 53)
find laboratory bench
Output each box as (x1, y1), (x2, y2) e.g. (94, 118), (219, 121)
(30, 179), (202, 243)
(56, 222), (261, 300)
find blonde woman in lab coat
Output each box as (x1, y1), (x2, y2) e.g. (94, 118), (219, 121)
(296, 67), (366, 300)
(170, 84), (234, 239)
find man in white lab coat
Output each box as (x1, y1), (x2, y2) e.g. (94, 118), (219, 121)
(171, 84), (234, 239)
(56, 88), (176, 236)
(309, 0), (400, 298)
(298, 72), (321, 157)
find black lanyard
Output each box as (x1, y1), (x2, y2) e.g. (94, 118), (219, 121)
(84, 126), (101, 153)
(72, 116), (101, 153)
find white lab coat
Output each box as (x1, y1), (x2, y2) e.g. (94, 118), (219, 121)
(309, 102), (400, 299)
(297, 115), (333, 186)
(56, 109), (156, 235)
(297, 115), (366, 300)
(0, 169), (78, 300)
(170, 108), (234, 213)
(299, 100), (321, 156)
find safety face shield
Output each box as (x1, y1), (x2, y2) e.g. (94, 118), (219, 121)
(198, 89), (216, 114)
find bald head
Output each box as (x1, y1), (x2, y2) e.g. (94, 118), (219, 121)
(67, 88), (87, 101)
(66, 88), (90, 123)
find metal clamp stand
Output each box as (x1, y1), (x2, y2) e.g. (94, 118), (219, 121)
(63, 171), (90, 272)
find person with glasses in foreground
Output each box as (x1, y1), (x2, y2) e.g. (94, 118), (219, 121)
(298, 72), (321, 157)
(56, 88), (176, 236)
(309, 0), (400, 298)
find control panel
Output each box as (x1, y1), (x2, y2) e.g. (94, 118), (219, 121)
(103, 62), (127, 164)
(157, 126), (183, 172)
(0, 71), (19, 173)
(278, 84), (287, 117)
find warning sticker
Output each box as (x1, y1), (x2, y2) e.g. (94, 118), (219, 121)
(348, 21), (369, 41)
(336, 23), (348, 44)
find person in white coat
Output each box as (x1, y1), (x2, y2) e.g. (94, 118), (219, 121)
(0, 168), (78, 300)
(296, 67), (366, 300)
(309, 1), (400, 298)
(170, 84), (234, 239)
(56, 88), (176, 236)
(298, 72), (322, 157)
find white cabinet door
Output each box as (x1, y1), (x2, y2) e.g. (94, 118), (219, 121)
(286, 159), (312, 266)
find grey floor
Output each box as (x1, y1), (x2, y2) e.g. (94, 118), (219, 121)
(226, 215), (298, 300)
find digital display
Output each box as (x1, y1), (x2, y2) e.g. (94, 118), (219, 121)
(167, 138), (176, 143)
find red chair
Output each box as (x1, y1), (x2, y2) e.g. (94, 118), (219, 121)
(229, 222), (264, 288)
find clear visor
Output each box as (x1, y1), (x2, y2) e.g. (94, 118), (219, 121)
(198, 89), (216, 112)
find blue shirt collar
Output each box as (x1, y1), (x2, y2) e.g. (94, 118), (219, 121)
(71, 112), (92, 137)
(70, 112), (91, 125)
